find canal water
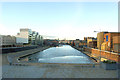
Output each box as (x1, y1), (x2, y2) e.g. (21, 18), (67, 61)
(28, 45), (93, 64)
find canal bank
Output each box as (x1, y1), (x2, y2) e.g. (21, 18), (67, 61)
(73, 46), (99, 63)
(2, 46), (50, 65)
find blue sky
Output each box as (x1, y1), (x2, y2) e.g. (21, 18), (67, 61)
(0, 2), (118, 40)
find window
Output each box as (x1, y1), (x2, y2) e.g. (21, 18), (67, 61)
(106, 35), (108, 41)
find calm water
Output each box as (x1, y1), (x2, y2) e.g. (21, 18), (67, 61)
(28, 45), (93, 64)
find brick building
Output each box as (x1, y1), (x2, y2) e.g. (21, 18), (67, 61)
(101, 32), (120, 52)
(113, 36), (120, 53)
(87, 37), (97, 48)
(97, 32), (108, 49)
(89, 40), (97, 48)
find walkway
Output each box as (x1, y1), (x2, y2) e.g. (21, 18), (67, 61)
(7, 46), (50, 64)
(2, 64), (118, 78)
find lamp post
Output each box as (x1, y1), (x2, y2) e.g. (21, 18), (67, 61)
(94, 31), (101, 63)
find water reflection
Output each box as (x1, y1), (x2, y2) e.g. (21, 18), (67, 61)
(29, 45), (93, 64)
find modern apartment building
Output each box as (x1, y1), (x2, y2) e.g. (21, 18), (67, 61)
(31, 31), (43, 45)
(32, 31), (38, 45)
(39, 35), (43, 46)
(16, 28), (32, 44)
(16, 28), (43, 45)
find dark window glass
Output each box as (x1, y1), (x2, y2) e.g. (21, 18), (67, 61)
(106, 35), (108, 41)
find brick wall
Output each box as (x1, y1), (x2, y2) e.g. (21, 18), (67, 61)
(84, 47), (120, 62)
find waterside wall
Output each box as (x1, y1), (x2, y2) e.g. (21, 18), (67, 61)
(84, 47), (120, 62)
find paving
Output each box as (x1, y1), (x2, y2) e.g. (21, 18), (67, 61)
(2, 64), (118, 78)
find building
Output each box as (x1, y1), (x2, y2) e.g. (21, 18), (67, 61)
(88, 38), (97, 48)
(44, 39), (59, 46)
(101, 32), (120, 52)
(16, 28), (32, 44)
(31, 31), (38, 45)
(0, 35), (16, 47)
(97, 32), (109, 49)
(59, 40), (69, 44)
(16, 28), (43, 45)
(87, 37), (96, 48)
(74, 39), (80, 47)
(84, 37), (87, 41)
(36, 35), (43, 46)
(74, 37), (87, 48)
(79, 40), (87, 48)
(113, 36), (120, 53)
(89, 40), (97, 48)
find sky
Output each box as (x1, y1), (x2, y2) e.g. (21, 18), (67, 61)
(0, 2), (118, 40)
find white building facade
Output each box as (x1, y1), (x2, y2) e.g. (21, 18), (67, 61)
(16, 28), (32, 44)
(16, 28), (43, 45)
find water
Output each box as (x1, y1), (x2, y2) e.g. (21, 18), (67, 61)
(28, 45), (93, 64)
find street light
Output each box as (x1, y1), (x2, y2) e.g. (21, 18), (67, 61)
(94, 31), (101, 63)
(94, 31), (97, 32)
(94, 31), (100, 33)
